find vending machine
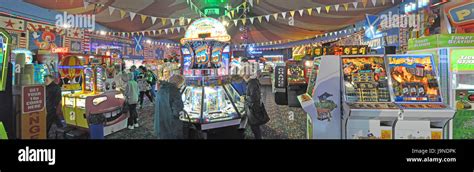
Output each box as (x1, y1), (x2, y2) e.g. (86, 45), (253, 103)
(340, 55), (399, 139)
(386, 54), (455, 139)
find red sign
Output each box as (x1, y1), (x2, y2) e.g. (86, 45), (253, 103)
(51, 47), (70, 53)
(22, 85), (45, 114)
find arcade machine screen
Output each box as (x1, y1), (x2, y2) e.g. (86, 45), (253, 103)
(287, 62), (306, 85)
(342, 56), (391, 103)
(182, 47), (193, 76)
(387, 55), (445, 108)
(306, 57), (321, 97)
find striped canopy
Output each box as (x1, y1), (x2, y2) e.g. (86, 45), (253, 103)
(24, 0), (398, 44)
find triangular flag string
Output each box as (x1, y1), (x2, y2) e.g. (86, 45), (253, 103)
(316, 7), (321, 14)
(140, 15), (147, 24)
(242, 18), (247, 25)
(392, 0), (395, 4)
(273, 13), (279, 20)
(249, 17), (255, 24)
(171, 19), (176, 26)
(151, 17), (157, 25)
(108, 6), (115, 16)
(353, 2), (359, 9)
(258, 16), (263, 23)
(362, 0), (368, 8)
(83, 1), (89, 9)
(119, 10), (126, 18)
(129, 12), (136, 21)
(325, 6), (331, 13)
(343, 3), (349, 11)
(290, 11), (295, 17)
(233, 20), (238, 26)
(265, 15), (270, 22)
(334, 4), (340, 12)
(371, 0), (377, 6)
(298, 9), (304, 16)
(281, 12), (287, 19)
(307, 8), (313, 16)
(161, 18), (167, 25)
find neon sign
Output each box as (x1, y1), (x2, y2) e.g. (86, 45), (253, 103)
(51, 47), (70, 53)
(181, 17), (230, 44)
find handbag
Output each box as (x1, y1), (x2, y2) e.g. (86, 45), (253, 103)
(247, 99), (270, 126)
(122, 101), (129, 114)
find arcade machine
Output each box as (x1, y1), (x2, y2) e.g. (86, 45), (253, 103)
(273, 62), (288, 105)
(386, 54), (455, 139)
(340, 55), (399, 139)
(10, 49), (46, 84)
(57, 54), (89, 94)
(178, 18), (245, 138)
(0, 28), (14, 139)
(407, 34), (474, 138)
(62, 56), (126, 137)
(297, 55), (342, 139)
(286, 60), (307, 107)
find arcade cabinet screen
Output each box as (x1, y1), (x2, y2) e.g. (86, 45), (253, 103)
(387, 55), (442, 103)
(342, 56), (390, 102)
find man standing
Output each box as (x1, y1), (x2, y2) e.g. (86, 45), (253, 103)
(44, 75), (62, 137)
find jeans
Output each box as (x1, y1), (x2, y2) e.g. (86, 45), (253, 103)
(250, 124), (262, 139)
(150, 84), (156, 98)
(139, 91), (154, 106)
(46, 110), (62, 137)
(128, 104), (138, 126)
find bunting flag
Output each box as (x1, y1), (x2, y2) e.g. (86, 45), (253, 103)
(362, 0), (368, 8)
(152, 30), (156, 35)
(273, 13), (278, 20)
(140, 15), (147, 24)
(231, 10), (235, 18)
(316, 7), (322, 14)
(177, 27), (181, 33)
(353, 2), (359, 9)
(171, 19), (176, 26)
(298, 9), (304, 16)
(83, 1), (89, 9)
(371, 0), (377, 6)
(257, 0), (260, 4)
(120, 10), (126, 18)
(108, 6), (115, 15)
(265, 15), (270, 22)
(290, 11), (295, 17)
(392, 0), (395, 4)
(334, 4), (340, 12)
(164, 28), (168, 34)
(325, 6), (331, 13)
(233, 20), (238, 26)
(187, 18), (192, 24)
(382, 0), (386, 5)
(241, 18), (247, 25)
(170, 27), (174, 34)
(307, 8), (313, 16)
(281, 12), (287, 19)
(151, 17), (157, 24)
(343, 3), (350, 11)
(158, 30), (162, 34)
(129, 12), (136, 21)
(161, 18), (167, 25)
(249, 17), (255, 24)
(258, 16), (263, 23)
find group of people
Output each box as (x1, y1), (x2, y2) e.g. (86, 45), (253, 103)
(45, 58), (269, 139)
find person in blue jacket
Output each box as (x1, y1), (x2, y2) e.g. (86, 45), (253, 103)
(154, 75), (185, 139)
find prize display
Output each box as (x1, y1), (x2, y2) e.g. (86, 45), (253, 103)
(178, 17), (244, 131)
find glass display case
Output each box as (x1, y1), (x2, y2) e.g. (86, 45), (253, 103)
(181, 83), (243, 125)
(96, 66), (106, 92)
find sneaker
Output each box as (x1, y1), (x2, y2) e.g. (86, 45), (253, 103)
(134, 123), (139, 128)
(128, 125), (134, 130)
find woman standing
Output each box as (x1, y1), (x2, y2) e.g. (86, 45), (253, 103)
(154, 75), (185, 139)
(243, 70), (269, 139)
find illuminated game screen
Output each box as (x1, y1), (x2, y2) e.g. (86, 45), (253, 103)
(387, 55), (442, 103)
(342, 56), (390, 102)
(287, 62), (306, 84)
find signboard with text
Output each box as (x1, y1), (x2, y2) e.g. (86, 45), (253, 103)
(450, 48), (474, 72)
(21, 85), (46, 139)
(274, 65), (287, 89)
(446, 1), (474, 26)
(408, 34), (474, 51)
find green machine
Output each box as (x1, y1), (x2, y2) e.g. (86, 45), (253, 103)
(408, 34), (474, 139)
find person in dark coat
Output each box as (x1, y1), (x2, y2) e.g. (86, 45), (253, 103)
(243, 70), (267, 139)
(154, 75), (185, 139)
(45, 75), (62, 137)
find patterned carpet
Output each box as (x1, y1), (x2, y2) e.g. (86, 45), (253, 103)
(105, 83), (307, 139)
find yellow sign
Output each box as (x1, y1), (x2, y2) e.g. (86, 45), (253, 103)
(21, 111), (47, 139)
